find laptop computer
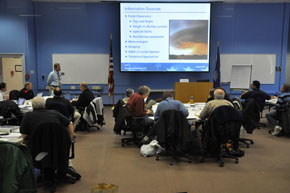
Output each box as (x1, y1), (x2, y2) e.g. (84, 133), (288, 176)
(37, 93), (43, 97)
(17, 98), (26, 105)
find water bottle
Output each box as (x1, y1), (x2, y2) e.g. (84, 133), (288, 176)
(189, 96), (194, 104)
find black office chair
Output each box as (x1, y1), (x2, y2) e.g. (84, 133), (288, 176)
(79, 97), (104, 132)
(113, 99), (131, 135)
(249, 92), (268, 128)
(121, 116), (145, 147)
(200, 106), (242, 167)
(0, 100), (22, 125)
(240, 99), (260, 148)
(0, 141), (37, 193)
(153, 110), (192, 166)
(30, 122), (80, 193)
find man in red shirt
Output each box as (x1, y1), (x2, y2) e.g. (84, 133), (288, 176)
(127, 85), (154, 135)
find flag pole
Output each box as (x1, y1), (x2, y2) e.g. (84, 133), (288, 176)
(108, 33), (115, 106)
(111, 33), (115, 106)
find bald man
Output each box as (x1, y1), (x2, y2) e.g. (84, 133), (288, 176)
(199, 88), (233, 120)
(18, 82), (34, 100)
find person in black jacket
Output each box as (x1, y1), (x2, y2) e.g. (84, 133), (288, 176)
(18, 82), (34, 100)
(241, 80), (271, 111)
(46, 88), (79, 126)
(71, 82), (94, 111)
(20, 97), (74, 140)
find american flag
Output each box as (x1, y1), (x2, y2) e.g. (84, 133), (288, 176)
(108, 33), (114, 98)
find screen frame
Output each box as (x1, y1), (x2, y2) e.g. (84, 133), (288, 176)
(119, 2), (212, 73)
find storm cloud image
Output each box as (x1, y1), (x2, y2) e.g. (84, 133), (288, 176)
(169, 20), (208, 60)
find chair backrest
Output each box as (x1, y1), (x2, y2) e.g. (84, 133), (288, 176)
(0, 141), (37, 193)
(204, 105), (243, 154)
(154, 109), (192, 152)
(46, 100), (71, 118)
(0, 100), (22, 120)
(113, 99), (132, 134)
(249, 91), (267, 111)
(83, 97), (104, 126)
(242, 98), (260, 133)
(9, 90), (20, 100)
(281, 101), (290, 134)
(30, 122), (71, 175)
(232, 97), (243, 111)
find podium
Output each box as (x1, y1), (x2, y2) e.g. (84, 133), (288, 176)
(174, 82), (213, 103)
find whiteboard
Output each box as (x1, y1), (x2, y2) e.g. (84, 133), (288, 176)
(220, 54), (276, 84)
(230, 65), (252, 90)
(52, 54), (109, 84)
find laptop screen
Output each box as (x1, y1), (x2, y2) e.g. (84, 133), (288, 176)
(17, 98), (26, 105)
(37, 93), (43, 97)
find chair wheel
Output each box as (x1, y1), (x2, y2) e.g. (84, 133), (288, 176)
(200, 158), (205, 163)
(235, 159), (239, 164)
(156, 157), (159, 161)
(251, 141), (254, 144)
(188, 160), (192, 163)
(219, 163), (224, 167)
(122, 143), (124, 147)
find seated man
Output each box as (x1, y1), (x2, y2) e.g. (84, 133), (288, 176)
(20, 97), (74, 140)
(241, 80), (271, 111)
(127, 85), (154, 135)
(154, 91), (188, 120)
(18, 82), (34, 100)
(71, 82), (94, 111)
(199, 88), (233, 120)
(266, 83), (290, 135)
(46, 87), (81, 129)
(207, 87), (232, 103)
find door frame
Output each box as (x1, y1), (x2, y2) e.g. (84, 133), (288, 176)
(0, 53), (26, 93)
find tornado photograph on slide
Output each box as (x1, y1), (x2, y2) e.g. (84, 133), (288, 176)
(169, 20), (208, 60)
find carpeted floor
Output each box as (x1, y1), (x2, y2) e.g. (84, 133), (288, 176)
(38, 107), (290, 193)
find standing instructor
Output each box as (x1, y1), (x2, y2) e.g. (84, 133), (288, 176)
(47, 63), (62, 95)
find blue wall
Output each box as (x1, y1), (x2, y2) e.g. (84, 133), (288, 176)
(1, 1), (290, 104)
(0, 0), (37, 90)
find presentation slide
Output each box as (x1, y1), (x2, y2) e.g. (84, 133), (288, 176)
(120, 3), (211, 72)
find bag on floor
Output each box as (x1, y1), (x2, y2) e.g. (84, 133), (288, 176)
(140, 140), (164, 157)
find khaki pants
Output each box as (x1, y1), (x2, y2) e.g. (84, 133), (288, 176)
(73, 108), (81, 129)
(49, 86), (57, 96)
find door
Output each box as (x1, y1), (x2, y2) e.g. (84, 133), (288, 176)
(1, 57), (24, 99)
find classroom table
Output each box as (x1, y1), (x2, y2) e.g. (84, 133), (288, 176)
(0, 125), (22, 143)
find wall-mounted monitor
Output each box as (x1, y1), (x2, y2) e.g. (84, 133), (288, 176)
(120, 3), (211, 72)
